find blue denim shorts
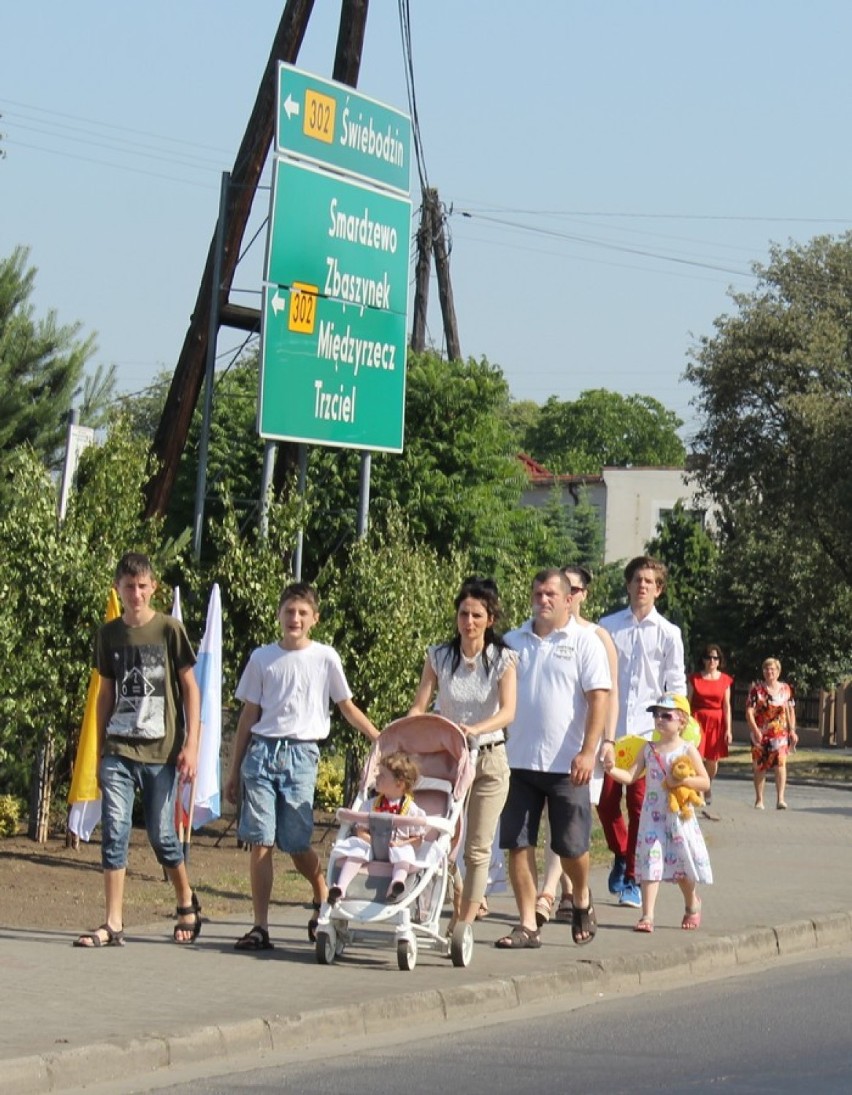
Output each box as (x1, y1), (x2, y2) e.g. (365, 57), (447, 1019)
(238, 736), (320, 854)
(99, 754), (184, 871)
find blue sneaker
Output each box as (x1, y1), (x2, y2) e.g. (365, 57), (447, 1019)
(618, 881), (641, 908)
(607, 855), (627, 895)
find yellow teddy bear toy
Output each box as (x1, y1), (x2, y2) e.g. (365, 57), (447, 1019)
(667, 756), (704, 820)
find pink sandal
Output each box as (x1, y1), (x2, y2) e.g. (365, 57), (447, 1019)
(681, 903), (702, 930)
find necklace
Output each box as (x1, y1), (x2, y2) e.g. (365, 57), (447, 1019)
(461, 646), (482, 668)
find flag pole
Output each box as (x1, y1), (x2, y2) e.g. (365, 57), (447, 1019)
(183, 774), (198, 863)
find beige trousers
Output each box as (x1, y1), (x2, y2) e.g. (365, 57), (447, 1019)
(461, 744), (510, 907)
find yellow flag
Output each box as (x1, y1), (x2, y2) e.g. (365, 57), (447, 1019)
(68, 589), (121, 839)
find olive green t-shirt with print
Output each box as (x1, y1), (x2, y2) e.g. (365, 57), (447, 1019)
(95, 612), (196, 765)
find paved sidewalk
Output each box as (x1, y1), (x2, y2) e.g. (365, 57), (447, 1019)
(2, 778), (850, 1094)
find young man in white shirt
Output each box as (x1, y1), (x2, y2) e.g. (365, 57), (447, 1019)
(598, 557), (685, 908)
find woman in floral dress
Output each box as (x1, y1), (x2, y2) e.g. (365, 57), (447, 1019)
(746, 657), (797, 810)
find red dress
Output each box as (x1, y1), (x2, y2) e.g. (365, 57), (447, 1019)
(688, 672), (733, 760)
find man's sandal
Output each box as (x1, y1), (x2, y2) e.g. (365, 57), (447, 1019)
(234, 925), (274, 951)
(174, 892), (202, 944)
(308, 901), (321, 943)
(495, 924), (541, 949)
(554, 894), (574, 922)
(571, 896), (597, 945)
(534, 892), (555, 927)
(73, 924), (125, 948)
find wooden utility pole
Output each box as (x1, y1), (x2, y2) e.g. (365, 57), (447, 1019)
(409, 187), (462, 361)
(144, 0), (315, 518)
(410, 196), (433, 352)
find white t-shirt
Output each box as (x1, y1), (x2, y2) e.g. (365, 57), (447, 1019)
(504, 617), (611, 772)
(598, 605), (686, 740)
(234, 640), (352, 741)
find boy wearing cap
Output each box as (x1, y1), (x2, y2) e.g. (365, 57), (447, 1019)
(598, 556), (685, 908)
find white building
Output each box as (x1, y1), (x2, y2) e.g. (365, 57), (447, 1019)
(519, 455), (710, 564)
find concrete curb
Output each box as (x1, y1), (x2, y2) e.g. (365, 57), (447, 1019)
(6, 910), (852, 1095)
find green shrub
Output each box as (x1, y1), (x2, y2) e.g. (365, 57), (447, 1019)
(0, 794), (21, 837)
(314, 754), (345, 810)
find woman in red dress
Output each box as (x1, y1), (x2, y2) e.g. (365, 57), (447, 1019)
(687, 644), (733, 813)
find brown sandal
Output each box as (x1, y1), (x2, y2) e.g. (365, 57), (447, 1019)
(74, 923), (125, 948)
(495, 924), (541, 949)
(571, 896), (597, 945)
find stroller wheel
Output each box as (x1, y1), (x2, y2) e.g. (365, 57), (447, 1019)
(397, 935), (418, 971)
(316, 929), (337, 965)
(450, 921), (474, 967)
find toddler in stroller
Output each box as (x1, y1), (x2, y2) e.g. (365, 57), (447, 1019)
(315, 714), (474, 970)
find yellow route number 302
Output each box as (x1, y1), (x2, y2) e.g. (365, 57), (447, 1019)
(304, 90), (335, 144)
(288, 283), (318, 335)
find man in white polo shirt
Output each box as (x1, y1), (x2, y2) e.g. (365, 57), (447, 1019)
(496, 568), (611, 949)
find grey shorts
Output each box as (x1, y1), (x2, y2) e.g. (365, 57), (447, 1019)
(499, 768), (592, 859)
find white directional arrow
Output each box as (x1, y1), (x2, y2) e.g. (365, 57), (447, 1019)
(270, 289), (286, 316)
(283, 93), (300, 121)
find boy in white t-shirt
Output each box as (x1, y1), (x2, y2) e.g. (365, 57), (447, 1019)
(224, 582), (379, 951)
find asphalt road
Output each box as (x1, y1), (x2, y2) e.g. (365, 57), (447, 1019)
(66, 944), (852, 1094)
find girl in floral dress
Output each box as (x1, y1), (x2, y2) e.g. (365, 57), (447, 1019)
(604, 692), (712, 933)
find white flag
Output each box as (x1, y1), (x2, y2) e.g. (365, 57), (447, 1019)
(182, 584), (222, 828)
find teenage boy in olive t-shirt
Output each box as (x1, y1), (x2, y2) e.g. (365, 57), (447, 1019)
(74, 552), (202, 948)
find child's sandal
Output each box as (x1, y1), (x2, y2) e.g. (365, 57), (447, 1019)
(681, 903), (702, 930)
(174, 892), (202, 944)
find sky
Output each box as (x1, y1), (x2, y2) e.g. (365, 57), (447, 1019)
(2, 0), (852, 446)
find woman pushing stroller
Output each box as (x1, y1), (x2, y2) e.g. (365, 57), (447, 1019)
(408, 576), (517, 930)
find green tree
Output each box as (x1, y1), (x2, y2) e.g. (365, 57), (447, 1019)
(524, 389), (685, 474)
(0, 247), (114, 469)
(685, 233), (852, 685)
(0, 421), (168, 824)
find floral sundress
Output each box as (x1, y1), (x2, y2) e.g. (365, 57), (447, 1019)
(634, 742), (713, 885)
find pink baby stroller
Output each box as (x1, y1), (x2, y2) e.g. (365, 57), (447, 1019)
(315, 714), (475, 970)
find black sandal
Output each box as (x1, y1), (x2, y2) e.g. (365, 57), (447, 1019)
(74, 923), (125, 948)
(571, 895), (597, 946)
(234, 925), (274, 951)
(174, 892), (202, 944)
(308, 901), (321, 943)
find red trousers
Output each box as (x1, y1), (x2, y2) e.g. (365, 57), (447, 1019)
(596, 773), (646, 882)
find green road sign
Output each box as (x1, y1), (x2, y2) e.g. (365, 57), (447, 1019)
(276, 62), (411, 194)
(265, 157), (410, 320)
(259, 284), (406, 451)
